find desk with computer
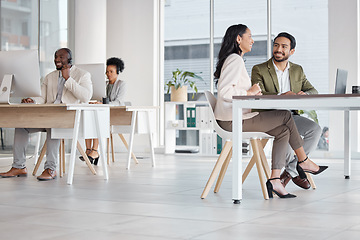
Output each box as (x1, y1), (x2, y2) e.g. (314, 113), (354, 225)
(230, 68), (360, 203)
(0, 50), (155, 184)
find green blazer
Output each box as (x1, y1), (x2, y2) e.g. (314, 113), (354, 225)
(251, 58), (318, 95)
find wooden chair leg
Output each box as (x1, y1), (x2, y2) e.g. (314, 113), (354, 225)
(201, 141), (232, 199)
(77, 141), (96, 175)
(242, 155), (256, 183)
(258, 139), (271, 179)
(306, 172), (316, 189)
(119, 134), (138, 164)
(33, 140), (47, 176)
(111, 133), (115, 162)
(251, 139), (269, 200)
(214, 146), (232, 193)
(243, 139), (271, 182)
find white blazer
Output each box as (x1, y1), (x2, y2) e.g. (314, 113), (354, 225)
(214, 53), (258, 121)
(35, 66), (93, 104)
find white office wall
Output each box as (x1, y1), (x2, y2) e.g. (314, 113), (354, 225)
(329, 0), (360, 153)
(106, 0), (160, 152)
(106, 0), (158, 107)
(73, 0), (107, 64)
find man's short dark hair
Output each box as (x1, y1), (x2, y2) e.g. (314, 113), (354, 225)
(274, 32), (296, 50)
(106, 57), (125, 74)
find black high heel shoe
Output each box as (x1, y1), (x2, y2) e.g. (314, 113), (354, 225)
(297, 157), (328, 176)
(266, 178), (296, 199)
(88, 149), (100, 165)
(79, 148), (91, 161)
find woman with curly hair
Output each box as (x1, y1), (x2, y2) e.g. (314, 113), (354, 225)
(81, 57), (126, 164)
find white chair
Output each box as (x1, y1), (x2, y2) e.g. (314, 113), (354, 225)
(201, 91), (274, 200)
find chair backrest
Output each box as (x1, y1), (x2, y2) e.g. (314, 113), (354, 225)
(204, 91), (272, 141)
(204, 91), (232, 141)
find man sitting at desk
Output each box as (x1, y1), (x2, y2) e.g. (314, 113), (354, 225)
(251, 32), (324, 189)
(0, 48), (92, 181)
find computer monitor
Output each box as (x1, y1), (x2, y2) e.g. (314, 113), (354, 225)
(335, 68), (348, 94)
(0, 49), (41, 104)
(77, 63), (106, 101)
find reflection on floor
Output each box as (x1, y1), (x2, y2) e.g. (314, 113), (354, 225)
(0, 153), (359, 240)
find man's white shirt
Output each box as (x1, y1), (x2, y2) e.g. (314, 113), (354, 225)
(272, 59), (290, 94)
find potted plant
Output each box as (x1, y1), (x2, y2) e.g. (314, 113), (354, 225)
(165, 68), (203, 102)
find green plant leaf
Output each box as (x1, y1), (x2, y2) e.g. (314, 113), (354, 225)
(299, 110), (318, 124)
(165, 69), (204, 94)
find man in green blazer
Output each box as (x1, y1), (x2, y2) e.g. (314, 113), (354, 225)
(251, 32), (322, 190)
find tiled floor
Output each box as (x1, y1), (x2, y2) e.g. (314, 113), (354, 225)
(0, 152), (360, 240)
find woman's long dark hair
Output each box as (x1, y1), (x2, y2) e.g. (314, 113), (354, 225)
(214, 24), (248, 84)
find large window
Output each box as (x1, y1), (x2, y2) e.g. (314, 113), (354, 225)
(214, 0), (268, 79)
(163, 0), (329, 150)
(0, 0), (70, 151)
(39, 0), (68, 76)
(164, 0), (210, 98)
(272, 0), (329, 129)
(1, 0), (69, 77)
(0, 0), (38, 51)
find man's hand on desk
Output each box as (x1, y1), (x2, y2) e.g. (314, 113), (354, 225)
(281, 91), (296, 96)
(89, 101), (103, 104)
(281, 91), (307, 96)
(21, 98), (34, 103)
(296, 91), (307, 95)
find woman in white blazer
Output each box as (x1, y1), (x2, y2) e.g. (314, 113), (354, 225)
(214, 24), (327, 198)
(81, 57), (126, 164)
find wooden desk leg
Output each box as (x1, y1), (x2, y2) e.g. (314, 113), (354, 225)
(127, 111), (137, 170)
(77, 141), (96, 175)
(119, 134), (138, 164)
(146, 111), (155, 167)
(67, 110), (81, 185)
(94, 109), (108, 180)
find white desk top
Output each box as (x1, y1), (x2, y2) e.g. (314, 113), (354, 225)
(233, 94), (360, 110)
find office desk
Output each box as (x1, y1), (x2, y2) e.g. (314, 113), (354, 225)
(1, 104), (157, 182)
(232, 94), (360, 203)
(0, 104), (75, 128)
(0, 104), (110, 185)
(110, 106), (158, 169)
(57, 105), (157, 170)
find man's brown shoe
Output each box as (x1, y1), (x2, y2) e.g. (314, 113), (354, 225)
(292, 176), (311, 189)
(0, 167), (27, 178)
(37, 168), (56, 181)
(280, 170), (292, 187)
